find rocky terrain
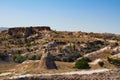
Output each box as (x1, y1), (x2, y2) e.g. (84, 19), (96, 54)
(0, 26), (120, 80)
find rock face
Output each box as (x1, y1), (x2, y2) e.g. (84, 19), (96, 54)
(39, 51), (57, 69)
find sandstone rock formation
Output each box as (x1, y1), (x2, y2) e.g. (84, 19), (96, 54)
(39, 50), (57, 69)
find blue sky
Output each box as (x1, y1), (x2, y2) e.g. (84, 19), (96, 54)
(0, 0), (120, 34)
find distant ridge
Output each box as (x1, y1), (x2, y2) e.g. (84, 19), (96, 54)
(0, 27), (8, 32)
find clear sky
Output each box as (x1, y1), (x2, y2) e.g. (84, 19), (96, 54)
(0, 0), (120, 34)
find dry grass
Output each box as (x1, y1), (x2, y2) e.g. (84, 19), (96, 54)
(0, 60), (75, 75)
(13, 60), (75, 76)
(89, 59), (116, 69)
(0, 61), (17, 73)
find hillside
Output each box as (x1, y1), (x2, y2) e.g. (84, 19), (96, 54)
(0, 26), (120, 80)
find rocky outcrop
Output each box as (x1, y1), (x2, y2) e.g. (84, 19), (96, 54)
(39, 51), (57, 69)
(8, 26), (51, 38)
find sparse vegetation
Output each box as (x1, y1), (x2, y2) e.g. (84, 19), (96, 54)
(16, 50), (23, 54)
(81, 40), (107, 54)
(107, 57), (120, 67)
(28, 55), (41, 60)
(67, 53), (81, 62)
(12, 53), (42, 63)
(54, 52), (81, 62)
(12, 54), (26, 63)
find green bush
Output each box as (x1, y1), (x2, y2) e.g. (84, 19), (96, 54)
(13, 54), (26, 63)
(15, 56), (26, 63)
(74, 57), (90, 69)
(82, 57), (91, 62)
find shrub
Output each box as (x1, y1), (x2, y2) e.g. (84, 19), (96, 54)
(107, 57), (120, 66)
(68, 53), (81, 62)
(26, 42), (32, 47)
(12, 50), (27, 63)
(15, 56), (26, 63)
(54, 56), (61, 61)
(62, 58), (68, 62)
(0, 53), (8, 61)
(28, 55), (41, 60)
(98, 61), (104, 67)
(54, 53), (81, 62)
(28, 55), (36, 60)
(83, 57), (91, 62)
(74, 57), (90, 69)
(26, 48), (31, 52)
(16, 50), (23, 54)
(13, 54), (26, 63)
(35, 55), (41, 60)
(12, 54), (41, 63)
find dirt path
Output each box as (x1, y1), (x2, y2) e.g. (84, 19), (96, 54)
(8, 69), (110, 79)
